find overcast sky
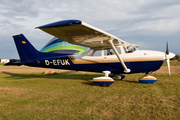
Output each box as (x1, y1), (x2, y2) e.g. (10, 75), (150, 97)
(0, 0), (180, 59)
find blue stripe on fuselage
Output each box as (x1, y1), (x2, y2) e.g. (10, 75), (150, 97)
(32, 55), (164, 74)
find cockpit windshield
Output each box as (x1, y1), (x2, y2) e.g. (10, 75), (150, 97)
(124, 45), (137, 53)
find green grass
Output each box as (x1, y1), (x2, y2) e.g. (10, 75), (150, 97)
(0, 63), (5, 65)
(163, 60), (180, 66)
(0, 72), (180, 120)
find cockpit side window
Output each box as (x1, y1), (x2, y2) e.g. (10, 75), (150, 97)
(117, 48), (121, 54)
(86, 47), (122, 56)
(104, 48), (121, 56)
(107, 49), (114, 55)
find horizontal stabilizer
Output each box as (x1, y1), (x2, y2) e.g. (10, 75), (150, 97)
(4, 61), (38, 66)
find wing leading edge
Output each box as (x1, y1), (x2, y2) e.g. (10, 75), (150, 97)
(36, 20), (129, 49)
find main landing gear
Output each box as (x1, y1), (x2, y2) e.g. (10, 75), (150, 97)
(93, 71), (114, 87)
(92, 71), (126, 87)
(93, 71), (157, 87)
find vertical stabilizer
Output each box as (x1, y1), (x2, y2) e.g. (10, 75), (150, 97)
(13, 34), (38, 62)
(13, 34), (72, 63)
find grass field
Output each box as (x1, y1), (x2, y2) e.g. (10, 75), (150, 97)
(162, 60), (180, 66)
(0, 63), (5, 65)
(0, 62), (180, 119)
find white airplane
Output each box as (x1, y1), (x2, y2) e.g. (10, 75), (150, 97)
(6, 20), (175, 86)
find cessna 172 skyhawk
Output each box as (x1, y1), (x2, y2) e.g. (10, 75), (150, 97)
(6, 20), (175, 86)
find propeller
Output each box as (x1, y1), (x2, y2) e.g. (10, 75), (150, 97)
(165, 41), (171, 78)
(166, 41), (169, 55)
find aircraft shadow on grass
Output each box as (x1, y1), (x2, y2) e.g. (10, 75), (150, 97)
(1, 71), (99, 80)
(81, 79), (145, 86)
(122, 80), (141, 84)
(1, 71), (102, 86)
(2, 71), (145, 86)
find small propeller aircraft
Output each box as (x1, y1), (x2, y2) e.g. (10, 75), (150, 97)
(5, 20), (175, 86)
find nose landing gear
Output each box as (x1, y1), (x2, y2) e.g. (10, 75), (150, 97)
(139, 72), (157, 83)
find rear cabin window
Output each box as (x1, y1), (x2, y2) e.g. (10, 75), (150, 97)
(87, 50), (102, 56)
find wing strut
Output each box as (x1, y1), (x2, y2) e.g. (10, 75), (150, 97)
(108, 39), (131, 73)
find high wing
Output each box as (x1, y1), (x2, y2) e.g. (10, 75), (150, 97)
(36, 20), (129, 49)
(37, 19), (131, 73)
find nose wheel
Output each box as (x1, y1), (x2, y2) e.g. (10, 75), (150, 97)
(139, 72), (157, 83)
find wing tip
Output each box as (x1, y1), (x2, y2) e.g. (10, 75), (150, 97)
(36, 19), (82, 29)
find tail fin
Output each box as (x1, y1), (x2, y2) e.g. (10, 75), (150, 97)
(13, 34), (71, 63)
(13, 34), (38, 62)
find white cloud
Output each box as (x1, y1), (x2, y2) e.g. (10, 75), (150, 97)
(0, 0), (39, 18)
(0, 0), (180, 58)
